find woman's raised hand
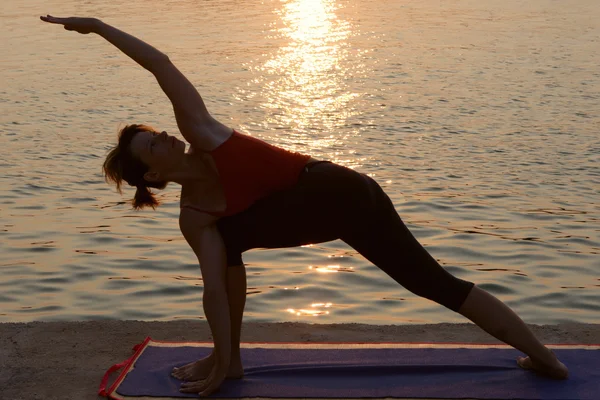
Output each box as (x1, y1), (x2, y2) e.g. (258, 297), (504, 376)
(40, 15), (100, 34)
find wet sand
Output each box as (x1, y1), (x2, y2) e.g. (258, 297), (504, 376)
(1, 321), (598, 400)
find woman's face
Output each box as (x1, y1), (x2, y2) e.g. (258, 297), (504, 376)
(129, 130), (186, 173)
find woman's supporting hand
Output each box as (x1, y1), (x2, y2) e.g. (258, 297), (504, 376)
(40, 15), (100, 34)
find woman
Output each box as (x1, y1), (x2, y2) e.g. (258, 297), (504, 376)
(41, 15), (568, 397)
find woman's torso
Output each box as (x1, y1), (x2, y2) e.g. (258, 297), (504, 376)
(180, 131), (318, 216)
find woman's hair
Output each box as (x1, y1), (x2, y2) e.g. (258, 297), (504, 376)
(102, 124), (168, 210)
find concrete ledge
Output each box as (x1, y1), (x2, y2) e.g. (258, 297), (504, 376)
(1, 321), (598, 400)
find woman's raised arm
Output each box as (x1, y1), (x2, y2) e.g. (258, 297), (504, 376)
(40, 15), (230, 151)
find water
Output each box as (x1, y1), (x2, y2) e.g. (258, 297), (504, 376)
(1, 0), (599, 324)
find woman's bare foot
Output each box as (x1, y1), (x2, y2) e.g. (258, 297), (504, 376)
(171, 354), (213, 381)
(171, 353), (244, 381)
(517, 349), (569, 380)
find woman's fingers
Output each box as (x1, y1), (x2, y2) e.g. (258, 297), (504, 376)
(40, 15), (60, 24)
(40, 15), (69, 25)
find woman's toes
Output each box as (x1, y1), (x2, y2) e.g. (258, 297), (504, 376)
(516, 355), (569, 380)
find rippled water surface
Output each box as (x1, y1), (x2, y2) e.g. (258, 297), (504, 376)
(1, 0), (599, 324)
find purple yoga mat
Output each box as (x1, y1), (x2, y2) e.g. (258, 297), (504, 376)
(102, 340), (599, 399)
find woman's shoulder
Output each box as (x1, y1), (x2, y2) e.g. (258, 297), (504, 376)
(179, 118), (234, 152)
(187, 129), (235, 155)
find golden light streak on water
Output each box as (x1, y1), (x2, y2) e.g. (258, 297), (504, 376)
(259, 0), (360, 156)
(286, 301), (333, 317)
(309, 264), (350, 273)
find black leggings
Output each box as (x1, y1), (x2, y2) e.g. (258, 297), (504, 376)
(216, 162), (474, 312)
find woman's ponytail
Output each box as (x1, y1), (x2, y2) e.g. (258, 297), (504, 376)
(132, 184), (160, 210)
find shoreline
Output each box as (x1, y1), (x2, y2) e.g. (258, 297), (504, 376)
(1, 321), (598, 400)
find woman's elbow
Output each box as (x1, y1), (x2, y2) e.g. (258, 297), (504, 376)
(148, 53), (171, 73)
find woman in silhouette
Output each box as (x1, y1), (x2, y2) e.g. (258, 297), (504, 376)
(41, 15), (568, 397)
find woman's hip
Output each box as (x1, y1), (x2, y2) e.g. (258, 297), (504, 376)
(217, 162), (392, 256)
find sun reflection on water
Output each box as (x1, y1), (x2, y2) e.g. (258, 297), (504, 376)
(282, 263), (353, 320)
(257, 0), (360, 156)
(286, 302), (333, 317)
(309, 264), (354, 273)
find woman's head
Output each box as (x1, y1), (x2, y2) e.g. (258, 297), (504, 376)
(103, 124), (186, 210)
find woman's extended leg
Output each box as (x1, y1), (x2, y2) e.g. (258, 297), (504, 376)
(339, 173), (568, 379)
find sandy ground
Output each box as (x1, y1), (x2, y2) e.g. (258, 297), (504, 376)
(0, 321), (598, 400)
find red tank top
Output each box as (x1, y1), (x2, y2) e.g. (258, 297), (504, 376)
(184, 130), (311, 217)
